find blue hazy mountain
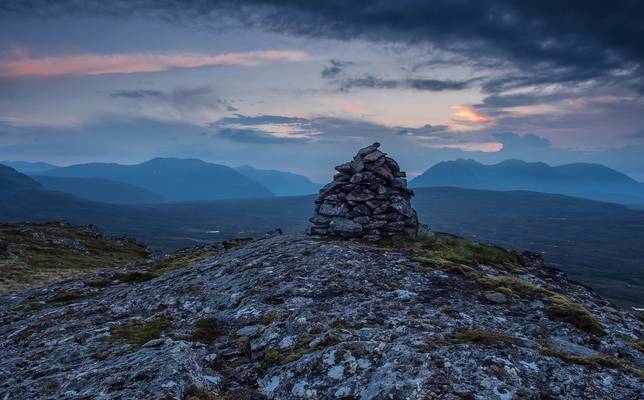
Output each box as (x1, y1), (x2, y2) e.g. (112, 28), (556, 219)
(2, 161), (59, 175)
(40, 158), (274, 201)
(1, 165), (644, 306)
(410, 159), (644, 205)
(32, 175), (164, 204)
(0, 163), (43, 192)
(235, 165), (321, 196)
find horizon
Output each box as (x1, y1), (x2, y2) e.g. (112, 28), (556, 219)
(3, 155), (644, 184)
(1, 2), (644, 181)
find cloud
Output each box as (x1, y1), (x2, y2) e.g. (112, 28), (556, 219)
(3, 1), (644, 97)
(215, 114), (310, 126)
(452, 104), (492, 123)
(321, 59), (354, 79)
(0, 50), (308, 79)
(216, 128), (309, 144)
(109, 86), (229, 122)
(493, 132), (553, 150)
(397, 124), (449, 137)
(336, 76), (472, 92)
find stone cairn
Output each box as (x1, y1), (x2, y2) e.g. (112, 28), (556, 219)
(307, 143), (419, 241)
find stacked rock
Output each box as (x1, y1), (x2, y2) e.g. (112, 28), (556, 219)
(307, 143), (419, 241)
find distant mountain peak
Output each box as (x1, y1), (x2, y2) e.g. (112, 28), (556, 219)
(411, 158), (643, 205)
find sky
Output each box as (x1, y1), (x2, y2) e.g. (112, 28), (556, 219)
(1, 1), (643, 181)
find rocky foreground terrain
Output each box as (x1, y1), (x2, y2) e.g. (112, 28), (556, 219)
(0, 233), (642, 399)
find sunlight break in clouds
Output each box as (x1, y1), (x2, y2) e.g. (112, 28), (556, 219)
(451, 105), (491, 123)
(0, 50), (308, 78)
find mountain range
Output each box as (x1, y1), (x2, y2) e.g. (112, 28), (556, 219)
(411, 159), (644, 205)
(1, 163), (643, 306)
(234, 165), (321, 196)
(5, 159), (321, 202)
(36, 158), (273, 202)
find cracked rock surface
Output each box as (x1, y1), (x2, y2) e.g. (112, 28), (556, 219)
(0, 234), (642, 399)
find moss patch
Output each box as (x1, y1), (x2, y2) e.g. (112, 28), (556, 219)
(48, 290), (84, 305)
(386, 234), (524, 269)
(107, 318), (170, 347)
(192, 318), (224, 343)
(540, 346), (643, 377)
(148, 247), (219, 275)
(0, 222), (149, 294)
(447, 329), (524, 346)
(545, 295), (606, 336)
(222, 238), (254, 250)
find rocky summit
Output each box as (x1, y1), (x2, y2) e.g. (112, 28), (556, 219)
(1, 233), (642, 399)
(308, 143), (419, 241)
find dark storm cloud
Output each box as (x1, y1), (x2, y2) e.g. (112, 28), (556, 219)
(4, 1), (643, 95)
(215, 114), (310, 126)
(336, 76), (473, 92)
(397, 124), (450, 137)
(321, 59), (354, 79)
(216, 128), (308, 144)
(110, 86), (229, 112)
(479, 92), (572, 108)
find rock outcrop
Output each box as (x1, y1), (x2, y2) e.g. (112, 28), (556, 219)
(308, 143), (419, 240)
(1, 234), (642, 399)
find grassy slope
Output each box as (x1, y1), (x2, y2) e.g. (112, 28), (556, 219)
(0, 222), (149, 293)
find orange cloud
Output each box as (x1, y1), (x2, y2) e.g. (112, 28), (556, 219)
(318, 97), (365, 114)
(0, 50), (308, 79)
(451, 104), (491, 122)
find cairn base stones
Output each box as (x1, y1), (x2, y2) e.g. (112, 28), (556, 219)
(307, 143), (419, 241)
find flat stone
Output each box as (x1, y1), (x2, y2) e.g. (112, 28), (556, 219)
(346, 191), (375, 202)
(319, 203), (349, 217)
(389, 199), (415, 217)
(363, 150), (385, 163)
(357, 142), (381, 157)
(334, 162), (353, 174)
(484, 292), (508, 304)
(329, 218), (363, 235)
(373, 166), (394, 181)
(548, 338), (600, 357)
(351, 156), (365, 173)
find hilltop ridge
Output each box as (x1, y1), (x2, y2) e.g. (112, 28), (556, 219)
(1, 233), (642, 399)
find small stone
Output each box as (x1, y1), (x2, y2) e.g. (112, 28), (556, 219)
(346, 191), (375, 202)
(334, 162), (353, 173)
(362, 149), (385, 163)
(329, 218), (363, 236)
(484, 292), (508, 304)
(319, 203), (349, 217)
(357, 142), (380, 157)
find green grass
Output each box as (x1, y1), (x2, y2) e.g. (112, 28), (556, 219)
(0, 222), (149, 294)
(540, 346), (643, 377)
(545, 295), (606, 336)
(48, 290), (84, 304)
(107, 318), (170, 347)
(148, 247), (219, 275)
(192, 318), (223, 343)
(447, 329), (524, 346)
(385, 233), (524, 268)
